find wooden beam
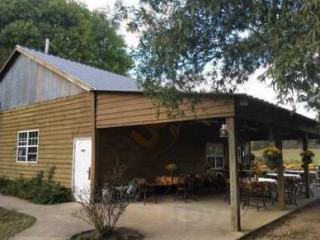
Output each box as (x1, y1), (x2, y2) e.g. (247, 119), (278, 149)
(302, 135), (310, 198)
(227, 117), (241, 232)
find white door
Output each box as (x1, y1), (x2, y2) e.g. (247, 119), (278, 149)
(73, 138), (92, 202)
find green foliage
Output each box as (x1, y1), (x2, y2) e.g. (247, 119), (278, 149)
(0, 0), (133, 75)
(119, 0), (320, 111)
(0, 167), (71, 204)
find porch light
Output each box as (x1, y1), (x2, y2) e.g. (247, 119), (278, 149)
(220, 124), (228, 138)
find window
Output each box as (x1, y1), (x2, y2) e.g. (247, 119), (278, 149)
(206, 143), (224, 169)
(17, 130), (39, 163)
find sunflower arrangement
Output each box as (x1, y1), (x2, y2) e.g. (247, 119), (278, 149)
(300, 150), (315, 158)
(165, 163), (178, 173)
(251, 161), (262, 180)
(300, 150), (315, 165)
(263, 145), (282, 170)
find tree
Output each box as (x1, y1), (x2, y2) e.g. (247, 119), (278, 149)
(0, 0), (133, 75)
(118, 0), (320, 112)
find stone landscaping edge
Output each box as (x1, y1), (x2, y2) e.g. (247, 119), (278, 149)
(237, 196), (320, 239)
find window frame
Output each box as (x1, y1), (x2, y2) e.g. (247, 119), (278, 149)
(206, 143), (225, 170)
(16, 129), (39, 163)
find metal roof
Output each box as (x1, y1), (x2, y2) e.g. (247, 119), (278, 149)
(16, 46), (142, 92)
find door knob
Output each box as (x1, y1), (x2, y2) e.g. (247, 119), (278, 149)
(88, 167), (91, 180)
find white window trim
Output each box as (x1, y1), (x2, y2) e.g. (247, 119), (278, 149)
(16, 129), (39, 164)
(206, 143), (225, 170)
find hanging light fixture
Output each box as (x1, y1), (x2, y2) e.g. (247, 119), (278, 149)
(219, 124), (228, 138)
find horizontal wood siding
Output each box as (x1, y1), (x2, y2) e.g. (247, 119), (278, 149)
(96, 93), (235, 128)
(0, 92), (93, 188)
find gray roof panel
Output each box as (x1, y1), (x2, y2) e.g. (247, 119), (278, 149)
(22, 47), (141, 92)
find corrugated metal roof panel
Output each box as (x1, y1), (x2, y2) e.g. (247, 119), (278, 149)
(22, 47), (141, 92)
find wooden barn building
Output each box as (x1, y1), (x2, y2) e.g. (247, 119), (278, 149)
(0, 45), (319, 231)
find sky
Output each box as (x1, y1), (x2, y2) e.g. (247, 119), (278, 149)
(82, 0), (317, 119)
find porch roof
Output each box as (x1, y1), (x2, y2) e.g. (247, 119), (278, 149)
(95, 91), (320, 138)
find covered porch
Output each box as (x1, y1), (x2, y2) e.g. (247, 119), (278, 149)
(92, 92), (320, 233)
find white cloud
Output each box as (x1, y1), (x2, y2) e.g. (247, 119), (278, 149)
(82, 0), (317, 119)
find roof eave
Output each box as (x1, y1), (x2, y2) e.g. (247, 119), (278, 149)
(0, 45), (21, 80)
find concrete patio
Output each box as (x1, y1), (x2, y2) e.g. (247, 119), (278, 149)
(120, 189), (320, 240)
(1, 189), (320, 240)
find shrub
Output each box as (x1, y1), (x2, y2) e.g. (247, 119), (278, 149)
(0, 167), (71, 204)
(73, 162), (128, 239)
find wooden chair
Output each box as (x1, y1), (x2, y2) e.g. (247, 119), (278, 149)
(175, 174), (196, 202)
(175, 175), (189, 202)
(193, 174), (204, 198)
(261, 182), (275, 206)
(316, 174), (320, 188)
(285, 178), (298, 206)
(137, 182), (148, 205)
(312, 171), (320, 188)
(136, 178), (157, 205)
(297, 174), (314, 197)
(242, 181), (267, 211)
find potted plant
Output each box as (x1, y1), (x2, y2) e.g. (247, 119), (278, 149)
(165, 163), (178, 187)
(262, 145), (282, 170)
(300, 150), (315, 166)
(165, 163), (178, 176)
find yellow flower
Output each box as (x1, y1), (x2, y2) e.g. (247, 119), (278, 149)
(263, 145), (281, 158)
(166, 163), (178, 172)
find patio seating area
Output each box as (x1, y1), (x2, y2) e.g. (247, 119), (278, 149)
(107, 169), (320, 211)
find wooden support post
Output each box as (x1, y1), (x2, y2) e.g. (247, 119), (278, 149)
(91, 92), (99, 197)
(226, 118), (241, 232)
(276, 134), (285, 210)
(302, 136), (310, 198)
(269, 128), (285, 209)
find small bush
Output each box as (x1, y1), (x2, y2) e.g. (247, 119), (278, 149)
(0, 167), (72, 204)
(73, 162), (129, 239)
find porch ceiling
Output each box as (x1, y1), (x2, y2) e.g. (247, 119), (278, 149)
(235, 95), (320, 138)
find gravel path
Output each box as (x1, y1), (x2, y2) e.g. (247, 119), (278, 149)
(243, 199), (320, 240)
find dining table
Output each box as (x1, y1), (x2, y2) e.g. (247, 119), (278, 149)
(258, 177), (278, 184)
(267, 173), (302, 180)
(286, 169), (318, 178)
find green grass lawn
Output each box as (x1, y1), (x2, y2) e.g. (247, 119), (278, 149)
(253, 148), (320, 166)
(0, 207), (36, 240)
